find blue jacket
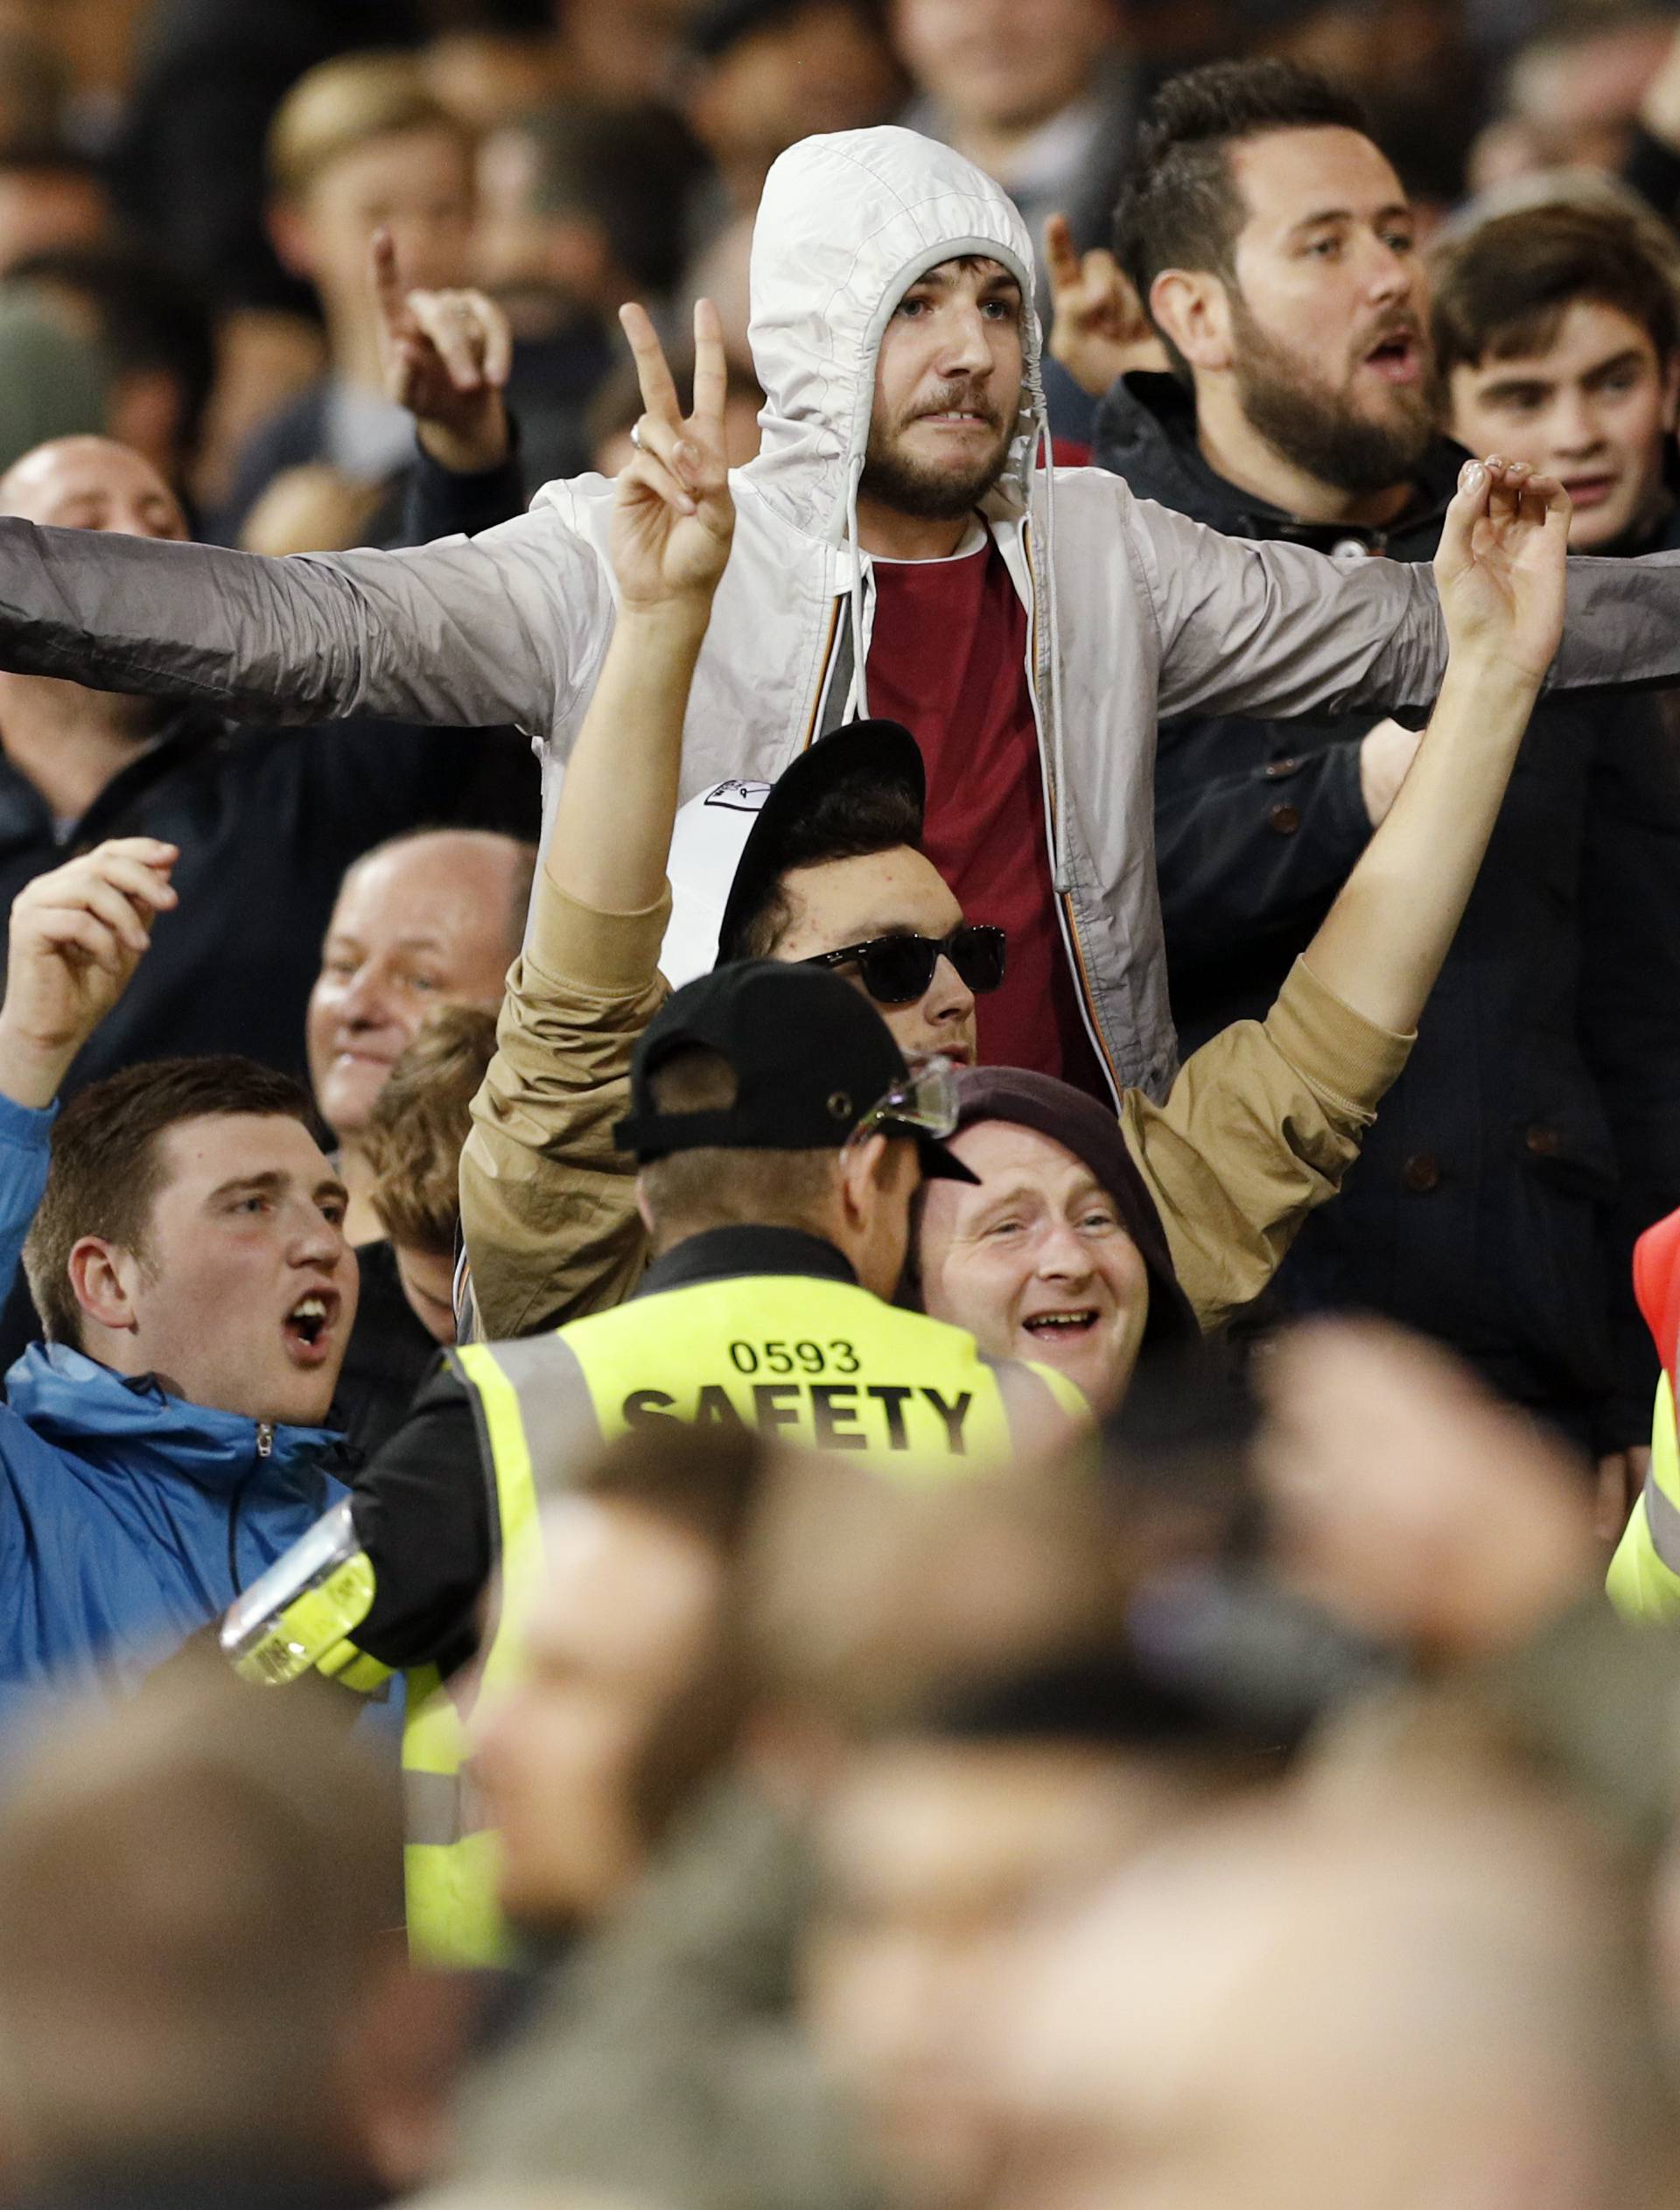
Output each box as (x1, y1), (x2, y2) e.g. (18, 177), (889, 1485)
(0, 1092), (346, 1738)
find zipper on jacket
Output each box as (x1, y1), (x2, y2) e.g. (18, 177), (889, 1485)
(226, 1423), (274, 1598)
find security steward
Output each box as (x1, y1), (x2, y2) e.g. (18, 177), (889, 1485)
(224, 959), (1087, 1965)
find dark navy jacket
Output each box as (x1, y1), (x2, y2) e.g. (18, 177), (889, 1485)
(1095, 372), (1680, 1447)
(0, 1092), (346, 1741)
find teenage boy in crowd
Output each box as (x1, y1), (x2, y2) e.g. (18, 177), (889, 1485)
(1429, 195), (1680, 1528)
(1048, 59), (1680, 1465)
(220, 50), (480, 541)
(0, 840), (360, 1737)
(4, 125), (1680, 1117)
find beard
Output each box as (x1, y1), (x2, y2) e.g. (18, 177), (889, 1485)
(1229, 293), (1436, 498)
(859, 391), (1015, 521)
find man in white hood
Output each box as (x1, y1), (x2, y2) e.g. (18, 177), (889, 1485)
(0, 125), (1673, 1099)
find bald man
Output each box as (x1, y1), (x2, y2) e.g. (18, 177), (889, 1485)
(0, 435), (537, 1100)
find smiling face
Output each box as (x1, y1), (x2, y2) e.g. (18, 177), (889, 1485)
(1446, 298), (1678, 550)
(863, 255), (1025, 522)
(1216, 127), (1433, 495)
(769, 845), (981, 1064)
(915, 1121), (1151, 1412)
(73, 1113), (359, 1427)
(306, 833), (524, 1143)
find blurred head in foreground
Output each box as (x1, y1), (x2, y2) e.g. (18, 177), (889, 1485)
(0, 1661), (457, 2195)
(472, 1423), (770, 1940)
(988, 1773), (1675, 2210)
(802, 1657), (1284, 2210)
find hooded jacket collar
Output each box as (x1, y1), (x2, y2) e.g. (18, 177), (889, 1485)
(5, 1341), (340, 1498)
(1094, 370), (1465, 556)
(741, 125), (1048, 551)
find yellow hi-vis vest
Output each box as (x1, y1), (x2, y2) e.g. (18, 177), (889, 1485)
(1607, 1371), (1680, 1624)
(402, 1269), (1087, 1967)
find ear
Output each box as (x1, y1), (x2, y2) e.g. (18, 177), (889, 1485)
(836, 1129), (891, 1228)
(634, 1172), (656, 1237)
(1662, 350), (1680, 432)
(267, 197), (318, 283)
(66, 1236), (140, 1337)
(1149, 267), (1236, 375)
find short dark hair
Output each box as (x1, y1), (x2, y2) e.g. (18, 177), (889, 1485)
(1114, 60), (1371, 378)
(24, 1058), (317, 1350)
(1431, 201), (1680, 382)
(734, 770), (925, 959)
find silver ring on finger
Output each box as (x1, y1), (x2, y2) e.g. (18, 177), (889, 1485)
(629, 422), (644, 450)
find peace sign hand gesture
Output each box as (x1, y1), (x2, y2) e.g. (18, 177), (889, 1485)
(611, 298), (736, 612)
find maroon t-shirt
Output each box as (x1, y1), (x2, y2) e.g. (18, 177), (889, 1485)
(864, 535), (1110, 1098)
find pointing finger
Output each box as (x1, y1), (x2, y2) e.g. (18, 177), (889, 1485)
(619, 300), (683, 427)
(369, 228), (409, 336)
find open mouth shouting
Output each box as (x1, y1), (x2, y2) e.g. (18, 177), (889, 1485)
(1360, 325), (1424, 386)
(283, 1288), (341, 1367)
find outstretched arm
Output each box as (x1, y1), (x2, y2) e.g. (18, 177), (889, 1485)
(460, 301), (734, 1339)
(1303, 457), (1568, 1033)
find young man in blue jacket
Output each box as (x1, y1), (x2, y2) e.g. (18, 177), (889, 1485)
(0, 836), (360, 1736)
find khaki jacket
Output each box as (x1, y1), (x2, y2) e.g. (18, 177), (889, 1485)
(460, 879), (1412, 1344)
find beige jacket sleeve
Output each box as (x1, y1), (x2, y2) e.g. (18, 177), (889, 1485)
(1120, 956), (1413, 1333)
(459, 883), (671, 1341)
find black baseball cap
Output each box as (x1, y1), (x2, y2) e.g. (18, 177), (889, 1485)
(615, 960), (978, 1181)
(714, 720), (926, 969)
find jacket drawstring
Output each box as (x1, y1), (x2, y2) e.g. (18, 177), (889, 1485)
(844, 451), (871, 721)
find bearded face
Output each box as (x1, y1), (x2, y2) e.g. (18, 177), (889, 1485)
(1230, 283), (1436, 496)
(861, 256), (1026, 522)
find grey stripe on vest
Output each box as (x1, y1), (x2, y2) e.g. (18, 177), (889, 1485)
(1643, 1470), (1680, 1576)
(405, 1767), (491, 1850)
(479, 1332), (605, 1505)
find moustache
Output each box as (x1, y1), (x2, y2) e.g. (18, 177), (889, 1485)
(910, 386), (1003, 428)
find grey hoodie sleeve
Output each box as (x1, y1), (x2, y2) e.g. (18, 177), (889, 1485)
(0, 499), (611, 733)
(1134, 493), (1680, 720)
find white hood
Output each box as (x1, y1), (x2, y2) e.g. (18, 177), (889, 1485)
(743, 126), (1051, 549)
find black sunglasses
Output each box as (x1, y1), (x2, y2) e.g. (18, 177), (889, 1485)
(802, 924), (1007, 1007)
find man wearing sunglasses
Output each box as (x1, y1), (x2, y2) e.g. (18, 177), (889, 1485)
(228, 954), (1085, 1967)
(455, 294), (1578, 1444)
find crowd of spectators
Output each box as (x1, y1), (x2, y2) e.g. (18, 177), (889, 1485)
(4, 0), (1680, 2206)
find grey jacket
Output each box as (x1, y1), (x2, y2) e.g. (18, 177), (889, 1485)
(0, 128), (1677, 1097)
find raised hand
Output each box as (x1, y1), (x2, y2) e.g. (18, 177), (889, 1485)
(1043, 212), (1161, 398)
(1434, 456), (1571, 684)
(370, 228), (512, 474)
(611, 298), (735, 612)
(0, 840), (178, 1108)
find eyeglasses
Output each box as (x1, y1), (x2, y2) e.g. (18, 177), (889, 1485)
(846, 1053), (962, 1157)
(802, 924), (1006, 1007)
